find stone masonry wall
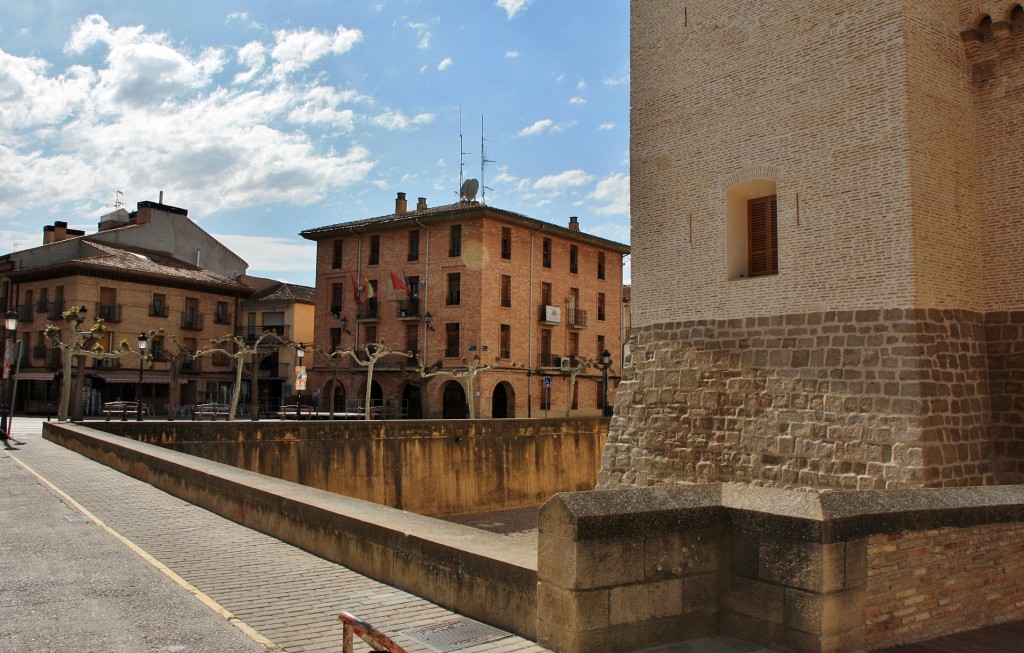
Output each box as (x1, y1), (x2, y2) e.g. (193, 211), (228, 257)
(599, 309), (1015, 491)
(865, 522), (1024, 648)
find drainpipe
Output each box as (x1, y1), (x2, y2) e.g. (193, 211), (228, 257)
(528, 223), (546, 418)
(415, 217), (430, 367)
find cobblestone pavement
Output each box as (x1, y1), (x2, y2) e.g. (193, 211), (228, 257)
(0, 418), (550, 653)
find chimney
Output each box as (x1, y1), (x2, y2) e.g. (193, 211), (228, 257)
(395, 192), (408, 215)
(568, 216), (580, 231)
(417, 197), (428, 211)
(43, 221), (82, 244)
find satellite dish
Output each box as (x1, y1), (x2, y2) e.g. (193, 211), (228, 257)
(460, 178), (479, 201)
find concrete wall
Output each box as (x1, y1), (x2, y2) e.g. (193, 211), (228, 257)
(43, 422), (538, 639)
(94, 417), (609, 516)
(538, 483), (1024, 653)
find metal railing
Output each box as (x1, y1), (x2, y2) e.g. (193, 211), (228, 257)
(96, 303), (122, 323)
(356, 301), (379, 320)
(567, 308), (588, 328)
(181, 312), (204, 330)
(396, 299), (420, 318)
(149, 302), (169, 318)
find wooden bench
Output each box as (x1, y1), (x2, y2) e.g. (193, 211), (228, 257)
(192, 403), (230, 421)
(102, 401), (143, 420)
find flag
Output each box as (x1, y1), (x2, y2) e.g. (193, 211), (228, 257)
(362, 275), (375, 300)
(391, 271), (411, 293)
(351, 275), (362, 304)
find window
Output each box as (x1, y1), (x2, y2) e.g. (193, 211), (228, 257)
(330, 283), (344, 316)
(541, 282), (552, 306)
(500, 275), (512, 308)
(500, 324), (511, 359)
(726, 176), (778, 279)
(408, 230), (420, 261)
(150, 293), (168, 318)
(597, 252), (606, 280)
(98, 287), (120, 323)
(598, 292), (606, 321)
(369, 235), (380, 265)
(332, 240), (343, 269)
(36, 287), (48, 312)
(542, 238), (552, 268)
(447, 273), (461, 305)
(449, 224), (462, 257)
(540, 328), (552, 366)
(214, 301), (231, 324)
(569, 331), (579, 358)
(445, 323), (460, 357)
(365, 325), (377, 346)
(406, 324), (419, 358)
(149, 335), (165, 362)
(182, 297), (200, 330)
(747, 195), (778, 277)
(330, 327), (341, 351)
(501, 227), (512, 259)
(570, 244), (579, 274)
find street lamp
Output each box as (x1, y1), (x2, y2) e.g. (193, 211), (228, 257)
(3, 310), (19, 437)
(136, 333), (148, 421)
(600, 349), (612, 417)
(295, 344), (306, 419)
(423, 312), (434, 331)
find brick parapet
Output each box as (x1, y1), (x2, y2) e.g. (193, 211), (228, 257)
(600, 309), (1023, 491)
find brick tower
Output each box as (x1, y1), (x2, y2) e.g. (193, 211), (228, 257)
(601, 1), (1024, 490)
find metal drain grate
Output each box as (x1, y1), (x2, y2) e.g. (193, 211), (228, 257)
(401, 618), (512, 652)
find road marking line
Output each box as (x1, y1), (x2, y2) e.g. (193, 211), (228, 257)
(9, 454), (284, 653)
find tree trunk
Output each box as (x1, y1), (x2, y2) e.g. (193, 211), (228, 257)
(57, 347), (74, 422)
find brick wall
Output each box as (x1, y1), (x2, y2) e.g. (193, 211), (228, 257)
(865, 522), (1024, 648)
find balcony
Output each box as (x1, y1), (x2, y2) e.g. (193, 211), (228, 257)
(16, 305), (33, 323)
(181, 312), (204, 331)
(35, 298), (50, 312)
(213, 310), (232, 325)
(538, 354), (578, 369)
(357, 300), (379, 321)
(235, 325), (291, 343)
(566, 308), (588, 328)
(396, 299), (421, 319)
(149, 302), (169, 318)
(46, 301), (65, 320)
(446, 291), (461, 306)
(538, 304), (561, 325)
(93, 357), (122, 370)
(96, 303), (123, 323)
(180, 357), (203, 374)
(149, 350), (168, 363)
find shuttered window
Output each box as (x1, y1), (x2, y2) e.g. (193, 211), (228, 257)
(747, 195), (778, 277)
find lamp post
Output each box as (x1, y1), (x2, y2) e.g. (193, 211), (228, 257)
(295, 344), (305, 420)
(340, 316), (349, 345)
(136, 333), (148, 421)
(3, 310), (19, 435)
(600, 349), (612, 417)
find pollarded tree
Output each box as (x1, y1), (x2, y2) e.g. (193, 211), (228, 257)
(412, 355), (492, 419)
(309, 344), (357, 419)
(194, 330), (288, 421)
(341, 342), (412, 420)
(45, 306), (135, 422)
(144, 330), (193, 421)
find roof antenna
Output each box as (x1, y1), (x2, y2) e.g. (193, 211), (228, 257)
(480, 114), (494, 205)
(458, 106), (469, 201)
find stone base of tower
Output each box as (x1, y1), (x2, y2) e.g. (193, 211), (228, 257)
(599, 308), (1024, 491)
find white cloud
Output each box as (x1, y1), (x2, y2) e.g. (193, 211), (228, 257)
(369, 110), (435, 130)
(589, 172), (629, 216)
(269, 25), (363, 78)
(589, 221), (630, 244)
(505, 50), (519, 58)
(437, 56), (452, 71)
(212, 234), (317, 273)
(598, 122), (615, 130)
(496, 0), (532, 19)
(603, 74), (629, 85)
(0, 16), (381, 219)
(577, 79), (586, 90)
(570, 97), (586, 105)
(533, 169), (594, 192)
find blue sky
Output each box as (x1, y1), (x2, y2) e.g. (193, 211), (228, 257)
(0, 1), (630, 286)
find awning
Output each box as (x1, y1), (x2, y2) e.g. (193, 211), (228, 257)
(12, 371), (55, 381)
(91, 372), (183, 385)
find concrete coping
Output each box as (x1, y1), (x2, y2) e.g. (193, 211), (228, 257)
(48, 422), (537, 572)
(542, 482), (1024, 543)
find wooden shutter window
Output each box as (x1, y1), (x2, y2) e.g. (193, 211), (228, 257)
(747, 195), (778, 277)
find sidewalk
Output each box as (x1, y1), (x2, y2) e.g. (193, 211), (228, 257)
(0, 417), (782, 653)
(0, 418), (549, 653)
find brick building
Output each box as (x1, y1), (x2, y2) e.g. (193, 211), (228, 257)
(0, 201), (252, 415)
(300, 192), (629, 419)
(601, 1), (1024, 490)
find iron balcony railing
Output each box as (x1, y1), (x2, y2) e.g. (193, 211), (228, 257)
(235, 325), (291, 342)
(16, 305), (33, 323)
(213, 310), (232, 325)
(46, 301), (65, 319)
(96, 303), (123, 323)
(181, 312), (204, 331)
(356, 301), (379, 320)
(396, 299), (420, 318)
(566, 308), (588, 328)
(149, 302), (169, 318)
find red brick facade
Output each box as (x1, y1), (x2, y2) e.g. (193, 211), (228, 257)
(301, 195), (629, 418)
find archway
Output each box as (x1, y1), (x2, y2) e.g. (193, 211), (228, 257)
(324, 380), (347, 415)
(491, 381), (515, 418)
(442, 381), (467, 419)
(402, 383), (423, 419)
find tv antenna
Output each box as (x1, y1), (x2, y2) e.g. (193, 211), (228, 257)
(457, 107), (471, 201)
(480, 115), (494, 205)
(105, 190), (125, 210)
